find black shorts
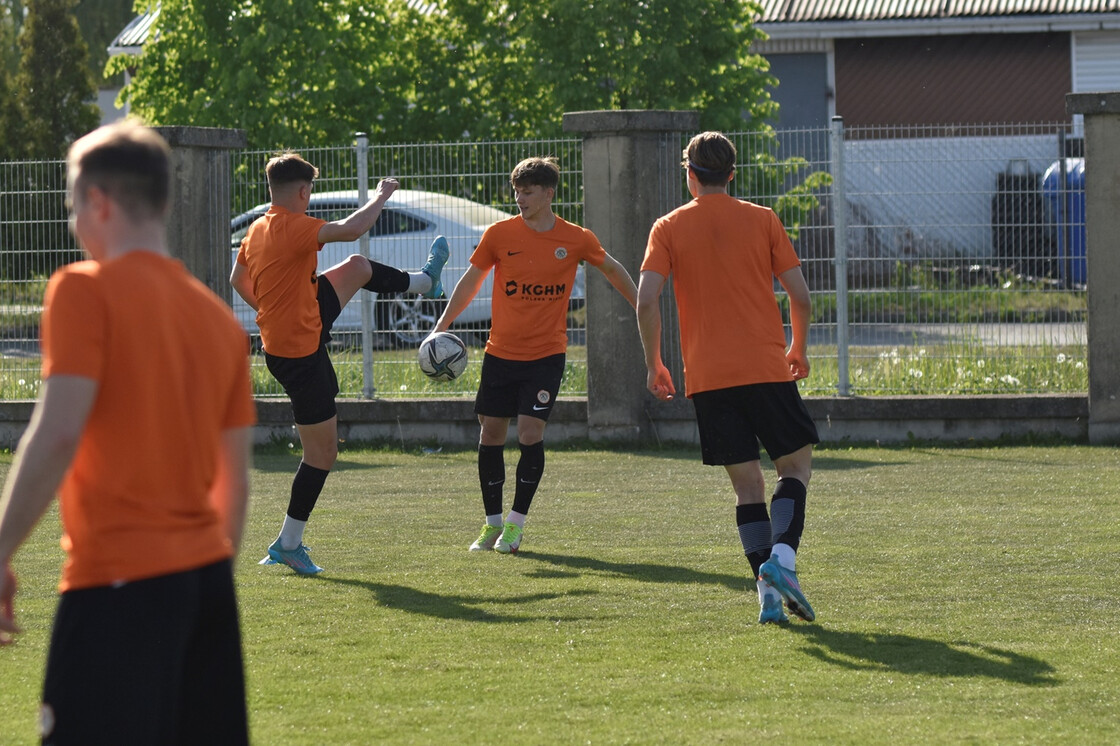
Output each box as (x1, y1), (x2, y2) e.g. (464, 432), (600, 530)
(691, 381), (820, 465)
(264, 277), (342, 425)
(41, 560), (247, 746)
(474, 353), (566, 422)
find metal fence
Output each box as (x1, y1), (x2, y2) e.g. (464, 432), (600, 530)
(0, 122), (1088, 401)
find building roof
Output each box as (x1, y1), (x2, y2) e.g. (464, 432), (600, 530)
(107, 6), (159, 56)
(756, 0), (1120, 23)
(755, 0), (1120, 41)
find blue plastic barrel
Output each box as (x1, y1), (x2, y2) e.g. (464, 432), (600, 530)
(1041, 158), (1086, 286)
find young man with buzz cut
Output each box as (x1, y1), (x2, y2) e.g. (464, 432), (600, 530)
(0, 120), (256, 743)
(637, 131), (821, 625)
(431, 156), (638, 554)
(231, 152), (449, 574)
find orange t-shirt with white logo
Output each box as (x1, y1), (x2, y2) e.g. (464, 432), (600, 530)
(236, 206), (327, 358)
(471, 215), (606, 361)
(642, 193), (802, 397)
(41, 252), (257, 591)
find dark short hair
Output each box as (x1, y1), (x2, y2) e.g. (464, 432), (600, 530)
(510, 156), (560, 190)
(67, 120), (171, 221)
(266, 152), (319, 189)
(683, 131), (736, 187)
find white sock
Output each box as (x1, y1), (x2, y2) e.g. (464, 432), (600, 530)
(505, 511), (527, 528)
(407, 271), (432, 294)
(279, 516), (307, 551)
(772, 543), (796, 571)
(486, 514), (503, 528)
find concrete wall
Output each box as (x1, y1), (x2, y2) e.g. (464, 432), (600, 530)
(1066, 93), (1120, 444)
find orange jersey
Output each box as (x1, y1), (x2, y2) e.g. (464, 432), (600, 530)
(471, 215), (605, 360)
(235, 206), (327, 357)
(642, 193), (801, 397)
(41, 252), (257, 591)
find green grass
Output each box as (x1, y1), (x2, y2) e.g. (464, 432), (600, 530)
(2, 443), (1118, 743)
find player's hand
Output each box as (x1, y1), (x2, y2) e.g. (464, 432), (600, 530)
(787, 349), (811, 381)
(0, 562), (20, 646)
(375, 178), (399, 200)
(647, 364), (675, 401)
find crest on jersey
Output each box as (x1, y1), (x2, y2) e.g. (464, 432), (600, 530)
(554, 247), (568, 260)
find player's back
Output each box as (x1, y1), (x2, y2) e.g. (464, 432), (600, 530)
(43, 251), (255, 590)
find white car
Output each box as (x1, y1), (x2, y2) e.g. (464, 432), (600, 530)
(231, 189), (583, 347)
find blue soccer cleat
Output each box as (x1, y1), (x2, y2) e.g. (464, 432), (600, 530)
(421, 236), (449, 299)
(758, 594), (790, 625)
(266, 538), (324, 575)
(759, 555), (815, 622)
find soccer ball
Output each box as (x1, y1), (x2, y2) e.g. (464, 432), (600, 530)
(418, 332), (468, 382)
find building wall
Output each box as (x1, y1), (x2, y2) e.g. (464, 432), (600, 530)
(835, 33), (1071, 126)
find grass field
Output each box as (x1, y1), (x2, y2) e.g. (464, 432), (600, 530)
(1, 443), (1118, 743)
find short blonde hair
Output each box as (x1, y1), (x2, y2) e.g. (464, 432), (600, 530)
(67, 120), (171, 221)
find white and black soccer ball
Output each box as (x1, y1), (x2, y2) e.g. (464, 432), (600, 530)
(418, 332), (468, 382)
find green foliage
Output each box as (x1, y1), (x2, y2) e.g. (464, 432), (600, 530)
(15, 0), (100, 158)
(0, 0), (23, 78)
(71, 0), (136, 85)
(113, 0), (780, 147)
(112, 0), (432, 147)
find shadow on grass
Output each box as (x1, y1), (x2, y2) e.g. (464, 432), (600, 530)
(786, 625), (1059, 686)
(318, 575), (596, 624)
(523, 551), (750, 592)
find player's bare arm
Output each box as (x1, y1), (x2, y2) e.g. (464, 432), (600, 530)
(229, 262), (258, 311)
(778, 266), (812, 380)
(318, 178), (400, 244)
(0, 376), (97, 642)
(210, 426), (253, 556)
(434, 264), (488, 333)
(594, 253), (638, 308)
(636, 270), (675, 400)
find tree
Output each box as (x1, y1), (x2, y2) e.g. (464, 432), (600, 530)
(72, 0), (137, 86)
(16, 0), (100, 157)
(427, 0), (777, 138)
(112, 0), (437, 148)
(111, 0), (781, 146)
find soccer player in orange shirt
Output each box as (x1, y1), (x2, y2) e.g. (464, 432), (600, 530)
(637, 132), (821, 625)
(431, 157), (637, 553)
(231, 153), (448, 574)
(0, 121), (256, 742)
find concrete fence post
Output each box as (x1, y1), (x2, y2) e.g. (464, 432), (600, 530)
(1065, 93), (1120, 444)
(153, 126), (247, 298)
(562, 110), (700, 443)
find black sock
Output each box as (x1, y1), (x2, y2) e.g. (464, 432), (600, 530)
(478, 444), (505, 517)
(736, 502), (772, 577)
(511, 441), (545, 515)
(286, 462), (330, 521)
(770, 477), (807, 552)
(362, 259), (410, 294)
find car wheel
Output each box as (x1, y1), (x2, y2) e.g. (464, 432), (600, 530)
(376, 296), (440, 348)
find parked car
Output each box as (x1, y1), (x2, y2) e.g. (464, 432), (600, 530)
(231, 189), (585, 347)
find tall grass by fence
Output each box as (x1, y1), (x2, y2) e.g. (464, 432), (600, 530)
(0, 123), (1088, 400)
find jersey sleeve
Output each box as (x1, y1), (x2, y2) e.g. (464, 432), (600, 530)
(40, 268), (106, 382)
(768, 209), (801, 276)
(470, 222), (501, 270)
(579, 227), (608, 267)
(641, 216), (673, 277)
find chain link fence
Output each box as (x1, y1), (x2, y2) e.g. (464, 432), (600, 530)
(1, 123), (1088, 400)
